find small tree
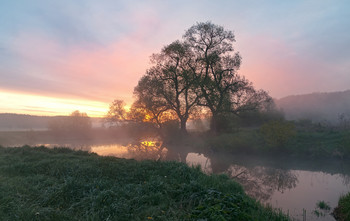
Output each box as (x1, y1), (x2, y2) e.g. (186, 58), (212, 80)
(68, 110), (92, 132)
(105, 99), (128, 125)
(105, 98), (175, 138)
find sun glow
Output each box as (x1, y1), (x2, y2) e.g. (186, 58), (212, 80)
(144, 114), (153, 121)
(0, 90), (109, 117)
(140, 141), (157, 147)
(139, 138), (164, 150)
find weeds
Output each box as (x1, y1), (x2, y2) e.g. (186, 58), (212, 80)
(316, 201), (331, 211)
(313, 201), (331, 217)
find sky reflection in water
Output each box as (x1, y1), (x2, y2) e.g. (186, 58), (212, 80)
(90, 142), (350, 221)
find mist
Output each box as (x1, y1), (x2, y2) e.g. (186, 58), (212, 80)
(276, 90), (350, 126)
(1, 17), (350, 220)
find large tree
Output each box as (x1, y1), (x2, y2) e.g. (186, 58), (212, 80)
(184, 22), (272, 132)
(132, 22), (272, 133)
(134, 41), (200, 133)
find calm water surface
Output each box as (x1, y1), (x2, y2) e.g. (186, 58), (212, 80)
(184, 152), (349, 221)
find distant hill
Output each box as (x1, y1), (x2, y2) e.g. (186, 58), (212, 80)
(0, 113), (103, 131)
(275, 90), (350, 124)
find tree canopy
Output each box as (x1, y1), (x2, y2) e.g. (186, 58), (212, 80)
(108, 22), (273, 134)
(182, 22), (272, 132)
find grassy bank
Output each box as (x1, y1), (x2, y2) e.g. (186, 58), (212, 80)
(333, 193), (350, 221)
(0, 146), (288, 220)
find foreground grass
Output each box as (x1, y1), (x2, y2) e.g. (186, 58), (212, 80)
(0, 146), (288, 220)
(333, 193), (350, 221)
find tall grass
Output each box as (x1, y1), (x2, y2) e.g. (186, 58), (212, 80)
(0, 146), (289, 220)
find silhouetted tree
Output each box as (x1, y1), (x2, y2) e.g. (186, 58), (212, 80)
(69, 110), (92, 131)
(105, 99), (160, 138)
(183, 22), (272, 132)
(133, 75), (174, 129)
(131, 22), (272, 134)
(134, 41), (200, 133)
(48, 110), (92, 138)
(106, 99), (127, 124)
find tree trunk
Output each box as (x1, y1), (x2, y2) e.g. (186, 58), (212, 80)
(210, 113), (219, 134)
(180, 117), (188, 134)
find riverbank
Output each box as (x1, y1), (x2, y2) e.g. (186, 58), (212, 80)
(0, 146), (289, 220)
(178, 127), (350, 159)
(1, 124), (349, 160)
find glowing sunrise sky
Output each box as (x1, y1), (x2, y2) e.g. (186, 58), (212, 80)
(1, 0), (350, 117)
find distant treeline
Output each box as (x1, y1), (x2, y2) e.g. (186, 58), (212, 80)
(276, 90), (350, 125)
(0, 113), (102, 131)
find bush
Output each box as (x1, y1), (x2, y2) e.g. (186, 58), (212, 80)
(338, 131), (350, 156)
(260, 121), (296, 149)
(237, 110), (285, 127)
(333, 192), (350, 221)
(207, 130), (262, 153)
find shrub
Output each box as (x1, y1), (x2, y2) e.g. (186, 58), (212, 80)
(333, 192), (350, 221)
(260, 121), (296, 149)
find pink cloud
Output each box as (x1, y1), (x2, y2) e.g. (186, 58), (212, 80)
(9, 28), (160, 105)
(237, 33), (336, 98)
(8, 18), (342, 114)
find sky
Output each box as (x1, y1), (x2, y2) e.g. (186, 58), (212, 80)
(0, 0), (349, 117)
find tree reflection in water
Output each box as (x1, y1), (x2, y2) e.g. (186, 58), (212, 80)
(126, 137), (168, 161)
(163, 146), (299, 202)
(228, 165), (298, 202)
(340, 173), (350, 186)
